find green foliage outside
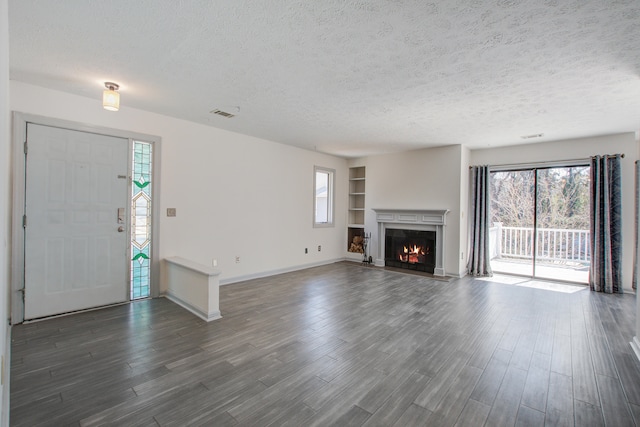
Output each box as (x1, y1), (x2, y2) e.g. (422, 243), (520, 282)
(490, 166), (590, 230)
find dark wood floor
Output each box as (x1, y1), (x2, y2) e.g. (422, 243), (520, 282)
(10, 262), (640, 426)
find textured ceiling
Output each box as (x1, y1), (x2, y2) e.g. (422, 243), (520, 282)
(8, 0), (640, 158)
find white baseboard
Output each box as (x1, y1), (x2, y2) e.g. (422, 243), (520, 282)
(219, 258), (343, 286)
(3, 323), (10, 427)
(164, 293), (221, 322)
(631, 336), (640, 363)
(216, 258), (463, 288)
(450, 270), (467, 279)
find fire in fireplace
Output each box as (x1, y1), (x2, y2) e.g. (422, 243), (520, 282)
(385, 229), (436, 273)
(399, 244), (427, 264)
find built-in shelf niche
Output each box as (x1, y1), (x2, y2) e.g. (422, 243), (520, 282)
(348, 166), (366, 253)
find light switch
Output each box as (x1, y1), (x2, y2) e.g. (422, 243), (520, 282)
(167, 208), (177, 217)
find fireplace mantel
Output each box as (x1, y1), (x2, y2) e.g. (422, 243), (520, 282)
(373, 209), (449, 276)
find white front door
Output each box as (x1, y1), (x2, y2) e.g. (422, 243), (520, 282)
(24, 123), (130, 319)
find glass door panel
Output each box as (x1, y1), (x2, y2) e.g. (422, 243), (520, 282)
(535, 166), (590, 283)
(131, 140), (153, 299)
(489, 170), (535, 277)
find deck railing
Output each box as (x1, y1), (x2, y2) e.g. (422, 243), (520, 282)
(489, 223), (590, 263)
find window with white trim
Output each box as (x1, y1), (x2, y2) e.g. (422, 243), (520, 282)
(314, 166), (335, 227)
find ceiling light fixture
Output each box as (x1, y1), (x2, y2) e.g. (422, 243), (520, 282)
(102, 82), (120, 111)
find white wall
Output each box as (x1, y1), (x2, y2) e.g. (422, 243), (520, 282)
(471, 133), (638, 290)
(350, 145), (465, 276)
(459, 145), (470, 276)
(1, 0), (10, 423)
(10, 81), (348, 289)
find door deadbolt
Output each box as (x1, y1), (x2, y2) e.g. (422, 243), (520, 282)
(118, 226), (125, 232)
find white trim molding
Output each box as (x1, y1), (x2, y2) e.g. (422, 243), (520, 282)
(165, 257), (222, 322)
(631, 337), (640, 363)
(220, 258), (343, 286)
(373, 209), (449, 276)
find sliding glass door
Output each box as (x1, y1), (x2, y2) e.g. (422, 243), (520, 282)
(489, 165), (590, 283)
(490, 170), (535, 277)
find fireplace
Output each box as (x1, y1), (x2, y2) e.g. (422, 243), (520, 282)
(385, 229), (436, 273)
(373, 209), (449, 276)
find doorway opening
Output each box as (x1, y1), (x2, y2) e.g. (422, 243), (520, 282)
(489, 164), (590, 283)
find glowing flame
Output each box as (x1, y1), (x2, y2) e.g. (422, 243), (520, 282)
(399, 244), (425, 264)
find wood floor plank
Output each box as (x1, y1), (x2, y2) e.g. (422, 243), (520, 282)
(571, 331), (600, 407)
(545, 372), (574, 427)
(154, 379), (266, 426)
(329, 405), (372, 427)
(469, 355), (508, 405)
(629, 402), (640, 426)
(9, 392), (63, 427)
(534, 331), (554, 355)
(510, 333), (535, 371)
(9, 263), (640, 426)
(484, 366), (527, 426)
(392, 403), (434, 427)
(586, 318), (620, 378)
(520, 363), (550, 413)
(596, 373), (636, 427)
(574, 400), (604, 427)
(454, 398), (491, 427)
(304, 367), (386, 415)
(265, 401), (316, 427)
(467, 330), (503, 370)
(550, 332), (572, 377)
(431, 365), (483, 425)
(612, 351), (640, 406)
(516, 405), (545, 427)
(227, 374), (327, 424)
(529, 351), (551, 371)
(356, 366), (416, 414)
(304, 372), (385, 426)
(80, 382), (211, 426)
(413, 353), (469, 411)
(133, 360), (234, 397)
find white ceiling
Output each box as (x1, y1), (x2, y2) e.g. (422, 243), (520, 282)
(8, 0), (640, 158)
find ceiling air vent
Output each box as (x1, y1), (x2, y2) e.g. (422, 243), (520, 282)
(521, 133), (544, 140)
(210, 109), (235, 118)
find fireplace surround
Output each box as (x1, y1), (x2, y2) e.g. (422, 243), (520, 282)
(373, 209), (449, 276)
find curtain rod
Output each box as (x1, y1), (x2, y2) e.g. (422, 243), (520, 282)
(469, 153), (625, 170)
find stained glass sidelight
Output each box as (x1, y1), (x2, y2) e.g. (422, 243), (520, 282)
(131, 141), (152, 299)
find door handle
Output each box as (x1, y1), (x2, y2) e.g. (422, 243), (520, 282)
(118, 226), (125, 232)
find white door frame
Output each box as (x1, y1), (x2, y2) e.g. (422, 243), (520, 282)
(11, 112), (162, 324)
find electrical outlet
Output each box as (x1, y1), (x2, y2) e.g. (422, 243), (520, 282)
(213, 259), (218, 267)
(305, 248), (308, 254)
(318, 245), (321, 252)
(235, 256), (240, 263)
(167, 208), (177, 217)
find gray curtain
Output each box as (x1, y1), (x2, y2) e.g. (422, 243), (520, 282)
(634, 161), (639, 290)
(590, 155), (622, 293)
(468, 165), (493, 277)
